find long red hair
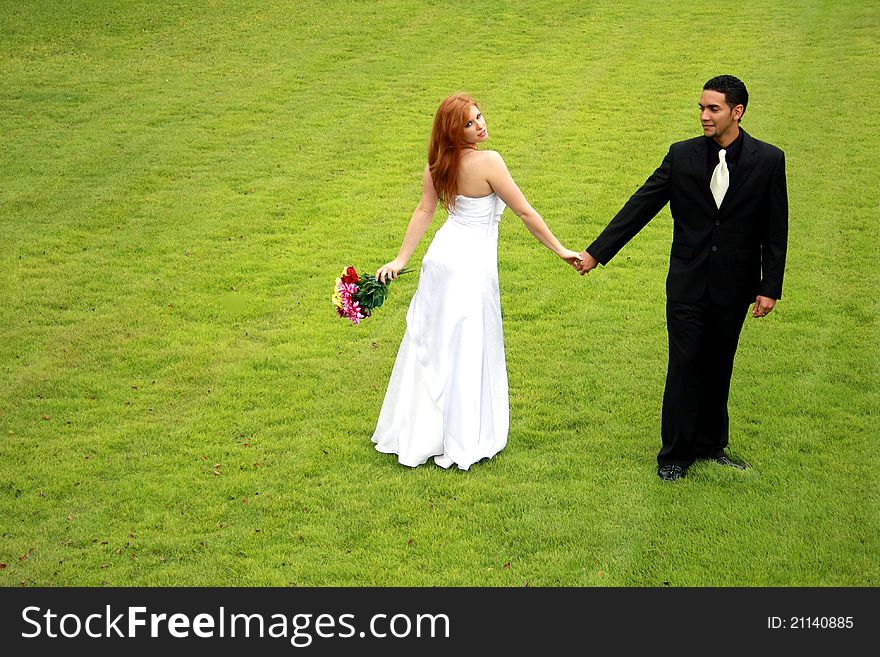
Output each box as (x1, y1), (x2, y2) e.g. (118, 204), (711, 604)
(428, 93), (479, 211)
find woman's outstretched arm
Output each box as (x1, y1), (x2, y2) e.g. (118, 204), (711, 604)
(484, 151), (581, 268)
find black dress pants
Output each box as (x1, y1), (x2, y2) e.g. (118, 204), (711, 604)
(658, 297), (750, 467)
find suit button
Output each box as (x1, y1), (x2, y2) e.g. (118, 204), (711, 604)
(711, 245), (718, 252)
(715, 220), (721, 226)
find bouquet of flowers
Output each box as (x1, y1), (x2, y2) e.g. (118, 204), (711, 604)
(332, 265), (411, 325)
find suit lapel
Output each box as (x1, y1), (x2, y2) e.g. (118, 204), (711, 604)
(690, 138), (717, 210)
(723, 129), (760, 210)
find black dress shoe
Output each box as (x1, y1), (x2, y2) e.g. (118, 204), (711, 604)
(658, 464), (686, 481)
(714, 454), (748, 469)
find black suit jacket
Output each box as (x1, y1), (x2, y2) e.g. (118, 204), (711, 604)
(587, 130), (788, 305)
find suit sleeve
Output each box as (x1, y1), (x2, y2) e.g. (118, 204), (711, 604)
(758, 151), (788, 299)
(586, 149), (672, 264)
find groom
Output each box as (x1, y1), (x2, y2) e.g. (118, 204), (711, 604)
(577, 75), (788, 480)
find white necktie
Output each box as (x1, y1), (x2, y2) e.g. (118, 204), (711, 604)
(710, 148), (729, 209)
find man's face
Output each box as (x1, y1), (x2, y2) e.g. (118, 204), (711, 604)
(699, 89), (743, 144)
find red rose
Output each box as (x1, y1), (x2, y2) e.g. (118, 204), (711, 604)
(342, 266), (359, 285)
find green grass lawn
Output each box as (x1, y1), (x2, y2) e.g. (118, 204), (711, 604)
(1, 0), (877, 586)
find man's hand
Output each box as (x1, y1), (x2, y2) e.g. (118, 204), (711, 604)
(752, 295), (777, 318)
(577, 250), (598, 276)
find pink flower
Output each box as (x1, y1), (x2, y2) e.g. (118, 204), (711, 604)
(337, 282), (364, 324)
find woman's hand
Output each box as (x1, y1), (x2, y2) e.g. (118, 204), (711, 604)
(559, 248), (583, 271)
(376, 259), (407, 284)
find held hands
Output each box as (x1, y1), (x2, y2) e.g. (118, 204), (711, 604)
(576, 250), (598, 276)
(752, 295), (777, 318)
(559, 248), (583, 271)
(376, 259), (407, 284)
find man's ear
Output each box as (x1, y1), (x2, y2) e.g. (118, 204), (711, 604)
(732, 104), (745, 122)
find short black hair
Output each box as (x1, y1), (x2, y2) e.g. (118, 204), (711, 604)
(703, 75), (749, 120)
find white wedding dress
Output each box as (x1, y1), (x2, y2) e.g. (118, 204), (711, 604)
(372, 193), (509, 470)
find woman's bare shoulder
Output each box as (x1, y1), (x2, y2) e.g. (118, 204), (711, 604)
(468, 149), (505, 170)
(477, 149), (503, 160)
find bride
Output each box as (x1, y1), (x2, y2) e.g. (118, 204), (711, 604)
(372, 92), (580, 470)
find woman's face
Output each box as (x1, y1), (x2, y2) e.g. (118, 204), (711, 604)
(461, 104), (488, 145)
